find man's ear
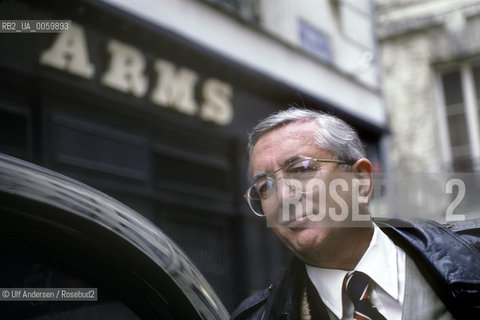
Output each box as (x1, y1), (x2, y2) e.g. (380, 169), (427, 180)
(351, 158), (374, 204)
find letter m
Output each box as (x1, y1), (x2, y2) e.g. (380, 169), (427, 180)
(151, 59), (198, 115)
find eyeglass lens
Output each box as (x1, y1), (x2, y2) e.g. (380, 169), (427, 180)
(247, 158), (322, 216)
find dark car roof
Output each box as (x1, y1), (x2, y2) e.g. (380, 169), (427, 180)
(0, 153), (229, 319)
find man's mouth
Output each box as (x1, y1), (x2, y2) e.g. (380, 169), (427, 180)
(282, 215), (311, 229)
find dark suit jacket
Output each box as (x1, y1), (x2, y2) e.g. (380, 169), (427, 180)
(231, 218), (480, 320)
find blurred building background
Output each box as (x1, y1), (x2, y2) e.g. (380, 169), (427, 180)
(10, 0), (480, 312)
(375, 0), (480, 219)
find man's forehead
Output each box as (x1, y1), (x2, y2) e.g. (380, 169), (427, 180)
(255, 120), (318, 145)
(275, 119), (318, 134)
(249, 121), (332, 176)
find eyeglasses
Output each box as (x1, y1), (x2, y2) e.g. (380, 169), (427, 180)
(244, 157), (356, 216)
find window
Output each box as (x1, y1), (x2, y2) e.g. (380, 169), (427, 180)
(438, 61), (480, 171)
(202, 0), (259, 22)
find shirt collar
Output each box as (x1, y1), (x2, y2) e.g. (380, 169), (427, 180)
(356, 223), (399, 300)
(305, 266), (348, 319)
(305, 223), (399, 319)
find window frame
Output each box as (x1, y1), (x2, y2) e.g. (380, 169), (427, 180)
(435, 59), (480, 172)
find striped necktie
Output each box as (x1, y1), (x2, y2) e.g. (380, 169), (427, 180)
(344, 271), (387, 320)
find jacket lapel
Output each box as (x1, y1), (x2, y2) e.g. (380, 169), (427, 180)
(305, 275), (332, 319)
(265, 257), (331, 319)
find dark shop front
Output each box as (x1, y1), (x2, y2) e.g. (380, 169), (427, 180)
(0, 0), (385, 312)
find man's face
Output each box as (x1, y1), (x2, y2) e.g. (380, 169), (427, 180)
(250, 120), (359, 266)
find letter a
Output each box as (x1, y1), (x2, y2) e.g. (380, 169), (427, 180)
(40, 22), (95, 78)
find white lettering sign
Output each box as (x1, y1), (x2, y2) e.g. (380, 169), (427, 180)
(151, 59), (198, 115)
(201, 79), (233, 126)
(39, 22), (234, 125)
(102, 39), (148, 97)
(40, 22), (94, 78)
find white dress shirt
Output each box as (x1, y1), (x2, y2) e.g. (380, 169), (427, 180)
(306, 223), (406, 320)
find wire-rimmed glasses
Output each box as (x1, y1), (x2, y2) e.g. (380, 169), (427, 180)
(244, 157), (356, 216)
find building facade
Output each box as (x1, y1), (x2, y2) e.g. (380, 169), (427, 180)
(1, 0), (385, 310)
(376, 0), (480, 220)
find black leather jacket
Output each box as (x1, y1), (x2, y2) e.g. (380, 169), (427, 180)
(231, 219), (480, 320)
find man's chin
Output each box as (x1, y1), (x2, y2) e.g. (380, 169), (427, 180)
(291, 228), (329, 253)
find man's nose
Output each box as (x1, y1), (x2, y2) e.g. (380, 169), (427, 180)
(276, 179), (304, 204)
(275, 176), (295, 200)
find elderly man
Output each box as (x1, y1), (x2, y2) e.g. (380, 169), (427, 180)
(232, 108), (480, 320)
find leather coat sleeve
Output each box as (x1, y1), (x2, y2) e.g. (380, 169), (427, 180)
(231, 286), (270, 320)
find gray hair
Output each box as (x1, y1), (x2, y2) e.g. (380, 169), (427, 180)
(248, 108), (366, 169)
